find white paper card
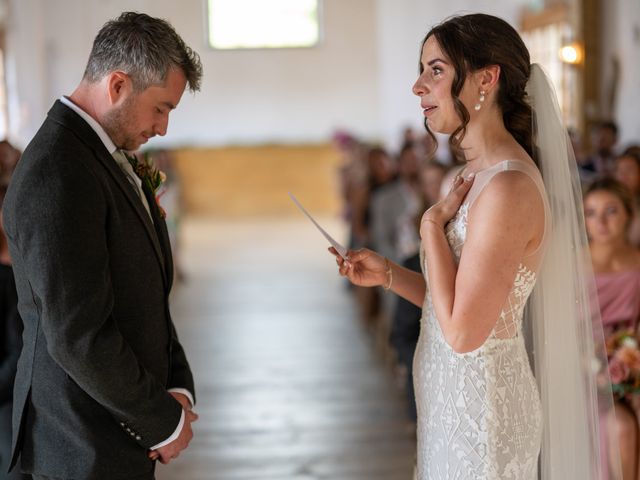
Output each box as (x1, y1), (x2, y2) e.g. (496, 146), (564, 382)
(289, 192), (349, 258)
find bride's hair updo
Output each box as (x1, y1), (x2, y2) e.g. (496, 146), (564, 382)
(422, 14), (533, 159)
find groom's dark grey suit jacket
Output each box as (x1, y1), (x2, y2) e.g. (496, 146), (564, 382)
(3, 100), (195, 479)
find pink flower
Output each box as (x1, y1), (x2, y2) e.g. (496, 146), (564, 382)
(616, 346), (640, 372)
(609, 357), (631, 384)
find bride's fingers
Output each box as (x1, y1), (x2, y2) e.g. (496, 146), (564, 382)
(345, 248), (368, 264)
(447, 173), (475, 205)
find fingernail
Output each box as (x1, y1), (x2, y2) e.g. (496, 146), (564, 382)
(466, 172), (475, 181)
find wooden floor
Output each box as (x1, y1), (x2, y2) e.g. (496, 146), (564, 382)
(156, 217), (416, 480)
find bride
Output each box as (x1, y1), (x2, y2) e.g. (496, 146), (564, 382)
(331, 13), (614, 480)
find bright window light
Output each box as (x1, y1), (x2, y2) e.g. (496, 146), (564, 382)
(208, 0), (320, 50)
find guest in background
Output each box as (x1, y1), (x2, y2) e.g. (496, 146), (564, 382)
(346, 146), (395, 324)
(568, 127), (587, 167)
(334, 131), (368, 249)
(615, 151), (640, 247)
(419, 161), (447, 208)
(580, 121), (619, 181)
(389, 160), (447, 422)
(584, 178), (640, 480)
(625, 145), (640, 159)
(349, 146), (395, 250)
(370, 142), (421, 264)
(0, 184), (28, 480)
(0, 142), (20, 187)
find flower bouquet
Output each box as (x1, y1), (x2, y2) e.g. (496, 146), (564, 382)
(604, 328), (640, 399)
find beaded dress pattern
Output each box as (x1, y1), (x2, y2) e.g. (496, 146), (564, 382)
(414, 160), (547, 479)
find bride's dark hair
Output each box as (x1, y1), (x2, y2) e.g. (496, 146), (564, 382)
(422, 14), (533, 159)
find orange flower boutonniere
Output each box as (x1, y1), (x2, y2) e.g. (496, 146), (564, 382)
(125, 152), (168, 219)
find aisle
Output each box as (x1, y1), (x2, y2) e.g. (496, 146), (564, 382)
(156, 218), (416, 480)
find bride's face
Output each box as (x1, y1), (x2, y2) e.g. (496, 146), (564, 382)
(412, 36), (478, 135)
(584, 190), (630, 244)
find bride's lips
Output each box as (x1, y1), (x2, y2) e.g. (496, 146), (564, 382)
(422, 105), (438, 117)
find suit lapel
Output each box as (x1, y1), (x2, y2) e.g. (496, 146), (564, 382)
(95, 148), (167, 277)
(142, 185), (174, 291)
(47, 101), (167, 281)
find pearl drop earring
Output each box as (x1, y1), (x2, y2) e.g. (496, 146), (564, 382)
(474, 90), (486, 111)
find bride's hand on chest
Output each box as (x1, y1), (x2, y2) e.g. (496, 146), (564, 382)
(421, 172), (475, 236)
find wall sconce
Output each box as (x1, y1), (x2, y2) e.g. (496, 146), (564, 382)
(559, 42), (584, 65)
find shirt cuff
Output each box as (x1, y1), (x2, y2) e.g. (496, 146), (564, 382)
(150, 408), (184, 450)
(167, 388), (194, 407)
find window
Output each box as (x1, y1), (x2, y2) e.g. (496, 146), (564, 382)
(520, 5), (580, 129)
(207, 0), (320, 50)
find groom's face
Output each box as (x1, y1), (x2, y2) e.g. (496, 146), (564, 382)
(103, 68), (187, 151)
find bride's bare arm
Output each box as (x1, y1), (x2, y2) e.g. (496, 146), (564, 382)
(422, 171), (544, 353)
(331, 247), (427, 307)
(386, 261), (427, 307)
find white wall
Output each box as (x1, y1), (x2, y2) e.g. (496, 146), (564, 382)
(5, 0), (380, 149)
(9, 0), (635, 152)
(374, 0), (530, 151)
(601, 0), (640, 148)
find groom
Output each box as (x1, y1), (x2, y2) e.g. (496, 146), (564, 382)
(3, 12), (202, 479)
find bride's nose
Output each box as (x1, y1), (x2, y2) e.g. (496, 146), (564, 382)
(412, 76), (428, 97)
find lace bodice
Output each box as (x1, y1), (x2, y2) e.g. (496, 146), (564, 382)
(413, 160), (547, 480)
(444, 202), (538, 342)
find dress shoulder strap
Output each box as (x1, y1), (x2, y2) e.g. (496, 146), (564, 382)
(465, 160), (543, 207)
(465, 160), (550, 258)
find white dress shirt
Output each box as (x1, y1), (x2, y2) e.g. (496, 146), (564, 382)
(59, 96), (194, 450)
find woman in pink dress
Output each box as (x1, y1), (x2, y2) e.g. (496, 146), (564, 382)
(585, 177), (640, 480)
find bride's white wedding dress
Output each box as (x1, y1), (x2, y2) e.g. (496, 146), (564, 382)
(413, 160), (549, 480)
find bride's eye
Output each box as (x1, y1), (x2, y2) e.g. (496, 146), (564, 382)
(432, 66), (443, 78)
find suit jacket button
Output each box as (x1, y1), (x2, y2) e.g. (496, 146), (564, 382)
(135, 435), (142, 440)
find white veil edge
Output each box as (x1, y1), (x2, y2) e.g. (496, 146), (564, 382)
(526, 64), (620, 479)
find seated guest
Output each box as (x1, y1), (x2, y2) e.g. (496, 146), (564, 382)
(419, 160), (447, 208)
(584, 178), (640, 480)
(0, 185), (28, 480)
(370, 142), (421, 264)
(580, 121), (619, 181)
(615, 151), (640, 246)
(625, 145), (640, 158)
(0, 142), (20, 187)
(389, 160), (446, 422)
(348, 146), (395, 324)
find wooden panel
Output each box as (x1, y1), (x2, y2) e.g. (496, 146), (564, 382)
(172, 145), (342, 217)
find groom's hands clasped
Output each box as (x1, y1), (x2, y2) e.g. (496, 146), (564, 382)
(148, 392), (199, 464)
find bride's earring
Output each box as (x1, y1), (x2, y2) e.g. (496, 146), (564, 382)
(474, 90), (486, 111)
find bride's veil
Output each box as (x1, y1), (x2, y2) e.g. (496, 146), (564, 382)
(525, 63), (619, 478)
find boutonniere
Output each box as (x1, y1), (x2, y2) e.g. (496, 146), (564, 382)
(125, 152), (168, 219)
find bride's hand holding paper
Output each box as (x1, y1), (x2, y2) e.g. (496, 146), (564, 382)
(288, 192), (390, 289)
(329, 246), (389, 288)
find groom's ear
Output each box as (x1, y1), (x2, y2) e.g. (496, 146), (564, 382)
(106, 71), (133, 106)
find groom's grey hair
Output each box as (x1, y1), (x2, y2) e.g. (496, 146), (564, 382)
(83, 11), (202, 93)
